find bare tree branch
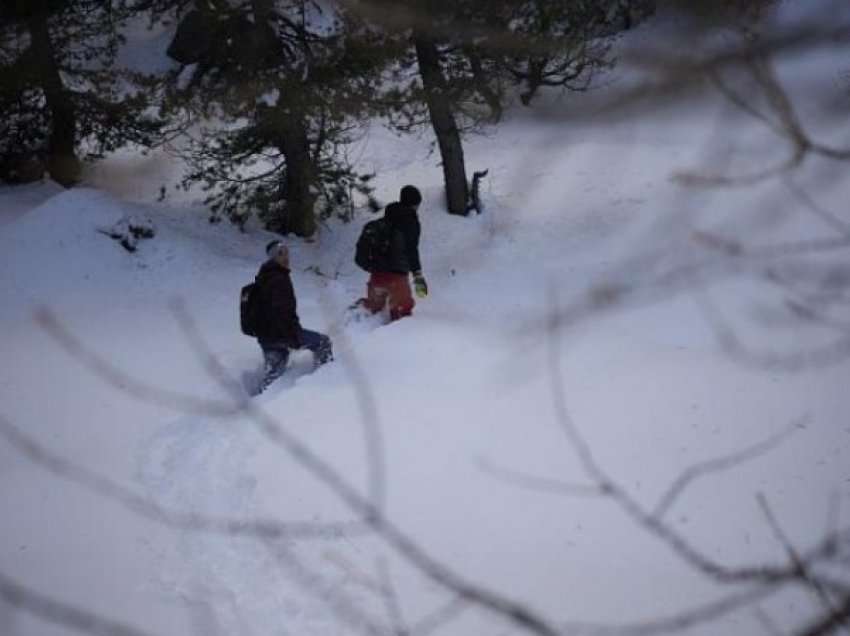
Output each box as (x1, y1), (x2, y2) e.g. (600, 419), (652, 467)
(653, 420), (803, 520)
(697, 291), (850, 372)
(560, 584), (778, 635)
(376, 558), (410, 636)
(167, 302), (565, 636)
(545, 287), (849, 588)
(782, 179), (850, 240)
(261, 539), (392, 636)
(409, 596), (470, 636)
(476, 457), (604, 498)
(25, 289), (850, 636)
(34, 308), (242, 417)
(0, 414), (365, 540)
(663, 19), (850, 189)
(672, 148), (806, 188)
(799, 594), (850, 636)
(322, 294), (387, 514)
(754, 606), (787, 636)
(757, 494), (849, 634)
(0, 570), (156, 636)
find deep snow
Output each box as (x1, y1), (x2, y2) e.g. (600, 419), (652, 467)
(2, 7), (850, 636)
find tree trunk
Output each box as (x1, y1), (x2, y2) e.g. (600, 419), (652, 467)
(250, 0), (274, 22)
(413, 33), (469, 216)
(27, 3), (80, 187)
(277, 113), (317, 238)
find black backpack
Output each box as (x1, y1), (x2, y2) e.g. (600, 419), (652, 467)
(240, 281), (261, 336)
(355, 217), (392, 272)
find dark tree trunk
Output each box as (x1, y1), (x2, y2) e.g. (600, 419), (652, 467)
(277, 113), (316, 238)
(250, 0), (274, 22)
(413, 33), (469, 216)
(256, 0), (315, 237)
(27, 3), (80, 187)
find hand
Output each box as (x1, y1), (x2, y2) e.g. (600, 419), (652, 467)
(413, 272), (428, 298)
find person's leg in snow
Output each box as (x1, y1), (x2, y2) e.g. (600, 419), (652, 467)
(346, 274), (387, 323)
(255, 332), (332, 394)
(364, 273), (389, 314)
(299, 329), (333, 367)
(385, 272), (414, 321)
(361, 272), (414, 321)
(258, 344), (289, 394)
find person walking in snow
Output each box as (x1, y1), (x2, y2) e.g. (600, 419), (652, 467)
(253, 240), (332, 393)
(358, 185), (428, 321)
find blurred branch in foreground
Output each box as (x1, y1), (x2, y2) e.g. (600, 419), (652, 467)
(1, 301), (846, 636)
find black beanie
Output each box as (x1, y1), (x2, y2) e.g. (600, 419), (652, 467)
(399, 185), (422, 207)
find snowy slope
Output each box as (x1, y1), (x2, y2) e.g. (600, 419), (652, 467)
(2, 8), (850, 636)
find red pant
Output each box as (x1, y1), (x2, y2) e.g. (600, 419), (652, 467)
(363, 272), (414, 321)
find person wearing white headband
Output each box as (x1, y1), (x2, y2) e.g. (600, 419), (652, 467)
(251, 240), (333, 393)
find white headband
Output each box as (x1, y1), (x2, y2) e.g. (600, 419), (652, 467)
(267, 241), (285, 258)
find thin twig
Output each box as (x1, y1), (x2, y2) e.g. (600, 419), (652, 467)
(697, 292), (850, 372)
(0, 570), (156, 636)
(169, 302), (564, 636)
(560, 584), (778, 635)
(754, 606), (787, 636)
(261, 539), (391, 636)
(476, 457), (604, 498)
(798, 593), (850, 636)
(653, 420), (804, 520)
(320, 293), (387, 515)
(35, 308), (241, 417)
(545, 287), (845, 586)
(0, 414), (364, 541)
(409, 597), (470, 636)
(782, 179), (850, 240)
(757, 494), (848, 633)
(377, 558), (410, 636)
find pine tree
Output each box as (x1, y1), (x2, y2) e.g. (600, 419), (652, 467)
(357, 0), (656, 215)
(0, 0), (161, 186)
(144, 0), (390, 237)
(491, 1), (656, 105)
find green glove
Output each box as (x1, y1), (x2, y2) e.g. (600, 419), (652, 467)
(413, 272), (428, 298)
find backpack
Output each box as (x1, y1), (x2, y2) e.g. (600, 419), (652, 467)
(240, 281), (261, 336)
(355, 217), (392, 272)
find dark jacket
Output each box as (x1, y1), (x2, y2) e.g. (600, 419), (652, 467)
(384, 202), (421, 274)
(255, 260), (301, 347)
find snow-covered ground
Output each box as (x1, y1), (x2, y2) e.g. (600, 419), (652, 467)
(2, 9), (850, 636)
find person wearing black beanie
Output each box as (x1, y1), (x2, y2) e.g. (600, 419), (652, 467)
(357, 185), (428, 321)
(399, 185), (422, 207)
